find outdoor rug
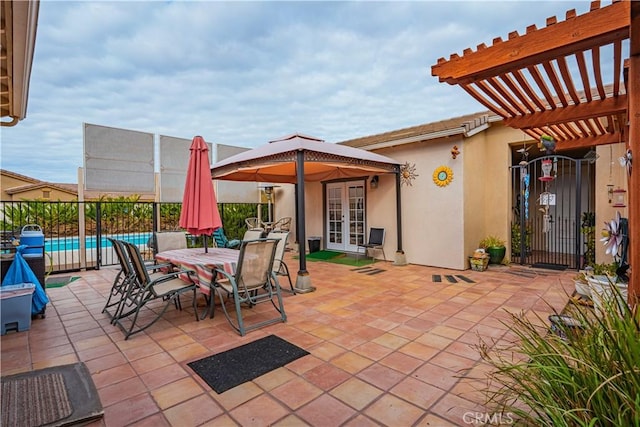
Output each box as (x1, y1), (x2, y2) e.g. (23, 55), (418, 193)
(532, 262), (568, 271)
(188, 335), (309, 394)
(298, 252), (375, 267)
(45, 275), (80, 288)
(306, 250), (342, 260)
(1, 362), (103, 427)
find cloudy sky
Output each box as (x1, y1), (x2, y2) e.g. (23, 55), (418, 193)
(2, 0), (591, 183)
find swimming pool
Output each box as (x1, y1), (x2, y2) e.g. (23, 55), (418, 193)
(45, 233), (151, 252)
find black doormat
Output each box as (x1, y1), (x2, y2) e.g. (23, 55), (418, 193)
(1, 362), (103, 427)
(188, 335), (309, 394)
(531, 263), (568, 271)
(456, 275), (475, 283)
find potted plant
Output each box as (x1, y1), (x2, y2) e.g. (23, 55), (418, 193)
(479, 235), (506, 264)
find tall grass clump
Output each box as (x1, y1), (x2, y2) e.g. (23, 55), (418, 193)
(479, 284), (640, 426)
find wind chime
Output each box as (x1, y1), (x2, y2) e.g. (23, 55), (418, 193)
(538, 135), (557, 234)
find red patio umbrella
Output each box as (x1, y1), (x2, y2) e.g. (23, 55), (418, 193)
(179, 136), (222, 252)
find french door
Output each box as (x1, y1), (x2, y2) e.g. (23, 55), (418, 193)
(326, 181), (365, 252)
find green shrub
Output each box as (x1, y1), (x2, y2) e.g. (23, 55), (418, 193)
(479, 286), (640, 426)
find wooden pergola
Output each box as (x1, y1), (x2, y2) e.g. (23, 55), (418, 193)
(432, 0), (639, 304)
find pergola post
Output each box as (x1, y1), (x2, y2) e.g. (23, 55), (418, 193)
(628, 1), (639, 304)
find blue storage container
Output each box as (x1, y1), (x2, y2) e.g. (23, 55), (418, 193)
(20, 225), (44, 257)
(1, 283), (36, 334)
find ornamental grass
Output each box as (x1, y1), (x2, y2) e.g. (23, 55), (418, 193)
(479, 284), (640, 426)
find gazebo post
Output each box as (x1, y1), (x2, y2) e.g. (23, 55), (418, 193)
(294, 150), (316, 293)
(394, 172), (407, 266)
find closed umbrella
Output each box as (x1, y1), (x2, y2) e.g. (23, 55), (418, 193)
(179, 136), (222, 253)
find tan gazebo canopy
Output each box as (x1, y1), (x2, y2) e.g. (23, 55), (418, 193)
(432, 0), (639, 303)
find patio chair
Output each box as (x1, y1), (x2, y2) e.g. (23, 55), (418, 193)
(151, 231), (188, 255)
(206, 239), (286, 336)
(243, 228), (265, 240)
(271, 217), (292, 232)
(245, 217), (263, 230)
(267, 230), (294, 294)
(212, 227), (241, 249)
(113, 241), (198, 340)
(102, 238), (173, 322)
(357, 227), (386, 262)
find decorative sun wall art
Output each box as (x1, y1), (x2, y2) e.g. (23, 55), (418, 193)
(400, 162), (418, 186)
(433, 165), (453, 187)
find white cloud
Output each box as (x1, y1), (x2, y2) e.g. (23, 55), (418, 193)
(1, 0), (609, 183)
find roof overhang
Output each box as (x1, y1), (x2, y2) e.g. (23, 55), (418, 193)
(431, 0), (630, 150)
(1, 0), (40, 127)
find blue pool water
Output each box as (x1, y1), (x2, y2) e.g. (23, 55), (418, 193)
(45, 233), (151, 252)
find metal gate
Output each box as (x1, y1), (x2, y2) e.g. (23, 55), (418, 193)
(511, 155), (595, 270)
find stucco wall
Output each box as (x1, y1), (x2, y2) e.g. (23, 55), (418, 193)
(595, 143), (629, 264)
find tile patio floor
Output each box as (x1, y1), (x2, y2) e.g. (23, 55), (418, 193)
(1, 254), (575, 426)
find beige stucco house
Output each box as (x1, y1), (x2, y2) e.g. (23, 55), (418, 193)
(272, 111), (628, 271)
(0, 169), (156, 202)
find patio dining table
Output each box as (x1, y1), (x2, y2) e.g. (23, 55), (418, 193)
(155, 247), (240, 296)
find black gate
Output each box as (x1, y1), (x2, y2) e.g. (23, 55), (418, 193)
(511, 155), (595, 270)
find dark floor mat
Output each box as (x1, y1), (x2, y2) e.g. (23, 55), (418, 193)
(432, 275), (442, 282)
(444, 275), (458, 283)
(456, 275), (475, 283)
(531, 263), (568, 271)
(365, 269), (385, 275)
(1, 362), (103, 427)
(506, 270), (537, 278)
(188, 335), (309, 394)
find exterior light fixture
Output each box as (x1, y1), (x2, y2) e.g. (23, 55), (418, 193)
(370, 175), (379, 189)
(612, 188), (627, 207)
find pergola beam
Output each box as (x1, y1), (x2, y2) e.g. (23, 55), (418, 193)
(432, 1), (630, 85)
(503, 95), (627, 129)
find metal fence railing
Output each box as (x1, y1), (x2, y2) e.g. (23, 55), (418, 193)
(0, 200), (261, 274)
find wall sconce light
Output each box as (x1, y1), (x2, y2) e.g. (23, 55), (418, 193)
(370, 175), (379, 189)
(451, 145), (460, 159)
(264, 186), (274, 201)
(607, 184), (614, 203)
(612, 188), (627, 207)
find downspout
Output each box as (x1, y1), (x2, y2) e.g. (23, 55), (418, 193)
(393, 171), (407, 266)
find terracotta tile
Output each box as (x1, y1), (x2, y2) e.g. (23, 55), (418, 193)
(272, 414), (311, 426)
(130, 352), (176, 375)
(229, 394), (290, 426)
(211, 381), (263, 410)
(378, 351), (423, 375)
(151, 376), (205, 409)
(84, 352), (129, 374)
(371, 332), (410, 350)
(412, 363), (461, 392)
(253, 366), (298, 391)
(390, 376), (446, 410)
(77, 342), (120, 362)
(121, 341), (164, 361)
(308, 341), (347, 361)
(127, 413), (171, 427)
(352, 341), (394, 361)
(32, 354), (79, 370)
(98, 376), (148, 407)
(430, 351), (477, 373)
(199, 414), (240, 427)
(356, 363), (404, 390)
(285, 354), (325, 375)
(429, 393), (487, 426)
(271, 377), (323, 410)
(140, 364), (189, 390)
(342, 414), (381, 427)
(163, 393), (224, 426)
(102, 393), (160, 426)
(398, 341), (439, 361)
(414, 413), (459, 427)
(303, 362), (351, 390)
(363, 394), (424, 426)
(330, 377), (383, 410)
(296, 393), (356, 426)
(327, 352), (374, 374)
